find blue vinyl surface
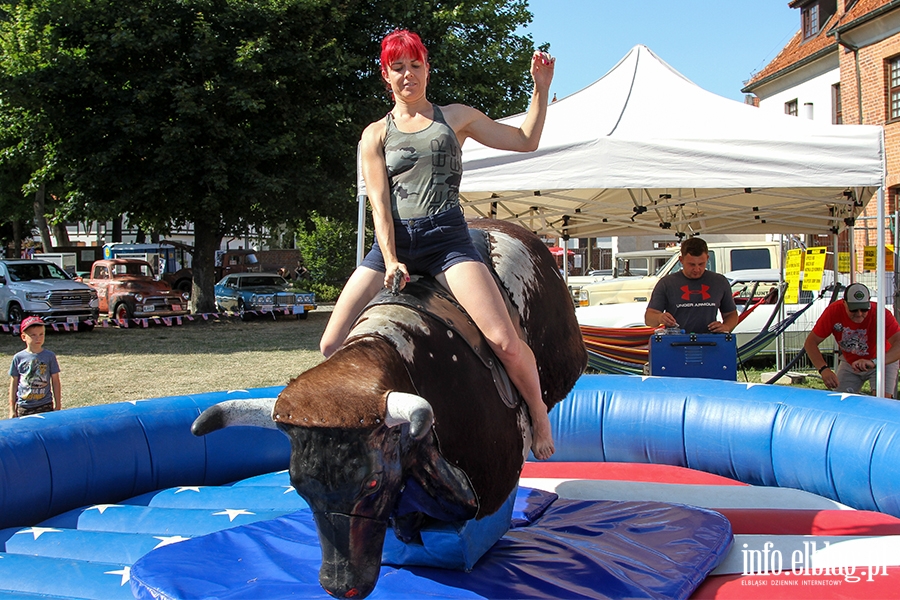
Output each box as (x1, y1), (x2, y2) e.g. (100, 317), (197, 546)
(550, 375), (900, 517)
(129, 494), (732, 600)
(0, 387), (289, 530)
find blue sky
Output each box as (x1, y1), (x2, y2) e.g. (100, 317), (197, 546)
(524, 0), (799, 102)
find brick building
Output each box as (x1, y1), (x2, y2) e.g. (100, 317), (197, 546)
(744, 0), (900, 269)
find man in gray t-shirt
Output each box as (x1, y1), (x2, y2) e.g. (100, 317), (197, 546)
(644, 238), (738, 334)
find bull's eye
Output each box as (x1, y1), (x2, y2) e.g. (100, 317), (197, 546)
(363, 473), (382, 495)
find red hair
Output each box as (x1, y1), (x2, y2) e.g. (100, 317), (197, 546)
(380, 29), (428, 70)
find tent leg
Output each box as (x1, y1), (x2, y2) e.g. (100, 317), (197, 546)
(877, 186), (886, 398)
(356, 195), (367, 267)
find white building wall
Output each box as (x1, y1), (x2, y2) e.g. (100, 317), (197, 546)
(754, 65), (840, 123)
(748, 46), (840, 124)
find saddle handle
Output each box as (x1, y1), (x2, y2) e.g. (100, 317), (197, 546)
(390, 268), (404, 296)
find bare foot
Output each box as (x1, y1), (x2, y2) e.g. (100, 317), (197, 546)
(530, 409), (555, 460)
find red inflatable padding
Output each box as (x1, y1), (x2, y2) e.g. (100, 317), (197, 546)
(716, 508), (900, 536)
(522, 462), (749, 486)
(691, 566), (900, 599)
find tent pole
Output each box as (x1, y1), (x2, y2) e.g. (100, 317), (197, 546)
(877, 186), (886, 398)
(356, 195), (367, 267)
(776, 233), (785, 372)
(355, 143), (367, 267)
(832, 230), (840, 372)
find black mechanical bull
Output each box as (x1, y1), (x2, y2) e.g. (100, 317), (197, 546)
(192, 219), (587, 598)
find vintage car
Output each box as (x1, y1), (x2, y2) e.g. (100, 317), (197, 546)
(0, 259), (99, 331)
(214, 272), (316, 321)
(84, 259), (191, 321)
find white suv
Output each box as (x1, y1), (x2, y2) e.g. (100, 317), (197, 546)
(0, 259), (99, 331)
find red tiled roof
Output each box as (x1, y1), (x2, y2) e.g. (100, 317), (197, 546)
(743, 0), (893, 92)
(839, 0), (894, 24)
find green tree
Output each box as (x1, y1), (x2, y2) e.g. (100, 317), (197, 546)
(0, 100), (49, 256)
(0, 0), (536, 310)
(296, 211), (368, 302)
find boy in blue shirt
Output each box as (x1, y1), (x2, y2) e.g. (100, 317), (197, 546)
(8, 316), (61, 418)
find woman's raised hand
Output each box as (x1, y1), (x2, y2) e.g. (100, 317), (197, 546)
(531, 51), (555, 91)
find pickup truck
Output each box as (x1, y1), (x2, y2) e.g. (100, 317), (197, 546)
(0, 259), (99, 331)
(571, 241), (781, 307)
(103, 243), (263, 294)
(566, 248), (677, 292)
(83, 259), (191, 320)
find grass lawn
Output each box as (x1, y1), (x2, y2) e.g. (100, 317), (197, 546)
(3, 307), (846, 421)
(1, 308), (332, 419)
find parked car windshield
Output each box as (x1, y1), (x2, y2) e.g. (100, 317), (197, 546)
(238, 275), (287, 288)
(614, 258), (649, 277)
(7, 262), (70, 282)
(111, 263), (154, 277)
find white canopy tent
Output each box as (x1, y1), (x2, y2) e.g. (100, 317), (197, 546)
(457, 45), (884, 239)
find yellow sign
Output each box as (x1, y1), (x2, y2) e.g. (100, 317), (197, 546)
(784, 249), (802, 304)
(838, 252), (851, 273)
(802, 247), (827, 291)
(863, 245), (895, 271)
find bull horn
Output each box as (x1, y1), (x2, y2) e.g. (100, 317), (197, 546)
(191, 398), (278, 436)
(385, 392), (434, 441)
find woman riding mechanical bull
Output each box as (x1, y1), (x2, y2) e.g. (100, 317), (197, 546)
(319, 29), (557, 460)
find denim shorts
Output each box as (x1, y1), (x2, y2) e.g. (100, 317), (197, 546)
(360, 206), (483, 277)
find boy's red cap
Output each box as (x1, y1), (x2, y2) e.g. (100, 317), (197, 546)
(20, 316), (45, 332)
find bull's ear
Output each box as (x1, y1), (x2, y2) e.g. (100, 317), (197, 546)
(385, 392), (434, 441)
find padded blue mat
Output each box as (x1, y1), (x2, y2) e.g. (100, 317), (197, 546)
(130, 494), (732, 599)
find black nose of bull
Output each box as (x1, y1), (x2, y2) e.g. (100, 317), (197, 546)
(314, 511), (387, 599)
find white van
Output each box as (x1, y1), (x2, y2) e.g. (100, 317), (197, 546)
(571, 241), (781, 307)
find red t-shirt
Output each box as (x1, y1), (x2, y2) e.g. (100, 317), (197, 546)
(812, 301), (900, 362)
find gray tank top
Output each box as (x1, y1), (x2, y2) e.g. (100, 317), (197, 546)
(384, 105), (462, 220)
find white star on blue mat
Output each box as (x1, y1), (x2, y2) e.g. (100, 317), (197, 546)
(213, 509), (255, 521)
(828, 392), (863, 401)
(283, 486), (295, 494)
(174, 486), (202, 493)
(16, 527), (61, 540)
(153, 535), (191, 548)
(125, 399), (151, 405)
(85, 504), (123, 514)
(104, 566), (130, 586)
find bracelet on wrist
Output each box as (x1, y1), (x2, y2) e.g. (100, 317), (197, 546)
(818, 365), (829, 374)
